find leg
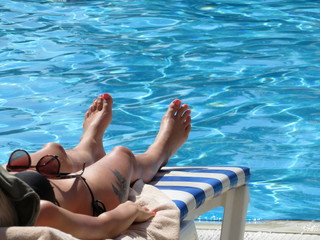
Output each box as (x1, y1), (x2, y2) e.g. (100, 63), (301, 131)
(29, 94), (113, 173)
(220, 185), (249, 240)
(82, 99), (192, 210)
(83, 145), (136, 211)
(133, 99), (192, 182)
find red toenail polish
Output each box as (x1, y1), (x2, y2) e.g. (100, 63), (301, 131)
(173, 99), (181, 105)
(103, 93), (110, 99)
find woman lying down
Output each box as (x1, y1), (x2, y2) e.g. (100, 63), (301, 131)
(0, 93), (191, 239)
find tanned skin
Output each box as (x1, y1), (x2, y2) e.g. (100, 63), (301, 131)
(6, 94), (191, 239)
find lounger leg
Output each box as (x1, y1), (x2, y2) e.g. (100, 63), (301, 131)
(180, 220), (199, 240)
(220, 185), (249, 240)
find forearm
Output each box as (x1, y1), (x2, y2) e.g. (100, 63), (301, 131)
(95, 201), (140, 238)
(36, 200), (150, 240)
(81, 201), (154, 239)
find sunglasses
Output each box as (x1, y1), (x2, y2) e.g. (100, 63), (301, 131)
(6, 149), (85, 179)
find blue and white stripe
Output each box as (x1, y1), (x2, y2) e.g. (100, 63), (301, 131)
(150, 167), (250, 220)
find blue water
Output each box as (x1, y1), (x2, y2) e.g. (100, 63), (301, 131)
(0, 0), (319, 221)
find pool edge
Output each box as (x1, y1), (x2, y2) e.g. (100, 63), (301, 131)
(195, 220), (320, 235)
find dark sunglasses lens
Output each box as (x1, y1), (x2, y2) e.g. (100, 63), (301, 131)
(8, 150), (30, 171)
(37, 156), (60, 177)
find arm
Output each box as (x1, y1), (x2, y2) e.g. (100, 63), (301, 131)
(36, 200), (155, 240)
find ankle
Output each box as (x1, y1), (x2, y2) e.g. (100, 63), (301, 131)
(144, 147), (170, 167)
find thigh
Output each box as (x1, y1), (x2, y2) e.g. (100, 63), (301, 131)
(82, 146), (135, 210)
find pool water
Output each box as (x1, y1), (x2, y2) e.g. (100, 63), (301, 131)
(0, 0), (319, 221)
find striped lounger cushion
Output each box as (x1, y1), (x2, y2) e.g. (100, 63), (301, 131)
(150, 166), (250, 221)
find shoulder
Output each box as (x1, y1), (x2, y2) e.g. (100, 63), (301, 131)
(39, 200), (57, 212)
(35, 200), (60, 226)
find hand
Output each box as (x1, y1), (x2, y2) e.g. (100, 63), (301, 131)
(134, 204), (156, 223)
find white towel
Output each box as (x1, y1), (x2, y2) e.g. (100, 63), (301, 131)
(114, 179), (180, 240)
(0, 179), (180, 240)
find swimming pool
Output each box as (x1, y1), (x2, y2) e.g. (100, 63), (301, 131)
(0, 0), (319, 222)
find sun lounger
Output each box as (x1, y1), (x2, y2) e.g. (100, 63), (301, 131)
(0, 166), (250, 240)
(150, 166), (250, 240)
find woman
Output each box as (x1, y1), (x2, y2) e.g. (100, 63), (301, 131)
(1, 93), (192, 239)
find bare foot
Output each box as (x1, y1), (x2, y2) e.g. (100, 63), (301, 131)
(147, 99), (192, 167)
(71, 94), (113, 163)
(82, 93), (113, 142)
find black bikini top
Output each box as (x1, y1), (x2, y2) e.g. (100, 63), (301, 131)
(15, 171), (106, 216)
(15, 171), (59, 205)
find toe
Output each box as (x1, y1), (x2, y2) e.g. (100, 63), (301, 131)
(88, 99), (97, 113)
(176, 104), (188, 118)
(185, 115), (192, 126)
(167, 99), (181, 117)
(89, 105), (95, 115)
(103, 93), (111, 100)
(102, 93), (113, 110)
(182, 109), (191, 121)
(85, 110), (90, 118)
(97, 95), (104, 111)
(185, 121), (192, 132)
(104, 93), (113, 103)
(85, 100), (96, 118)
(91, 98), (98, 112)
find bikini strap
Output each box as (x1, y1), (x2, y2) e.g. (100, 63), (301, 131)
(80, 177), (95, 203)
(80, 176), (106, 216)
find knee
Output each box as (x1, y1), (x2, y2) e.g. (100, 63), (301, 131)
(42, 143), (67, 160)
(43, 142), (65, 152)
(111, 146), (135, 166)
(112, 146), (134, 158)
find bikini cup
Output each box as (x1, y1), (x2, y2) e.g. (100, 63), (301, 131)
(15, 171), (106, 216)
(15, 171), (60, 206)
